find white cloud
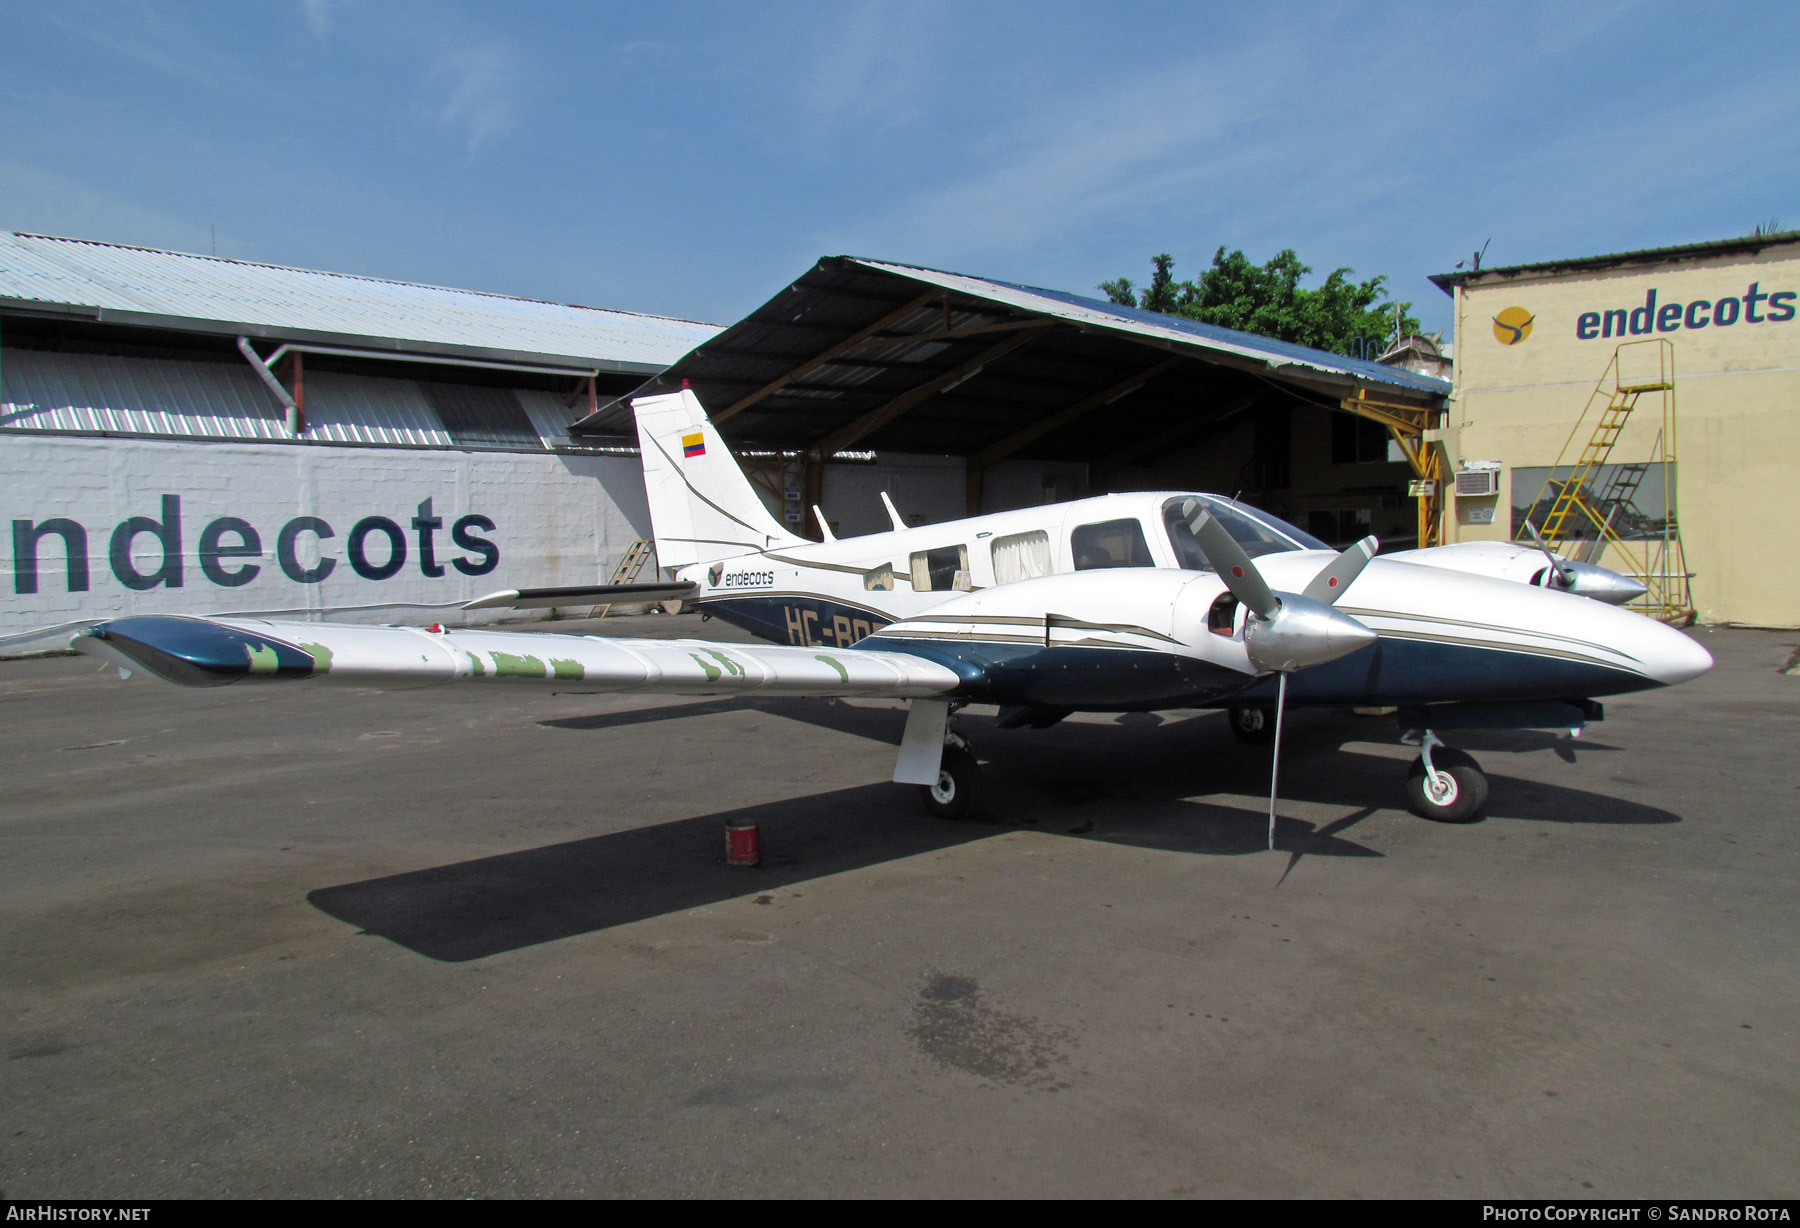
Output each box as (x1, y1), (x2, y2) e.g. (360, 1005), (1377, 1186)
(433, 46), (517, 152)
(301, 0), (354, 39)
(806, 0), (943, 132)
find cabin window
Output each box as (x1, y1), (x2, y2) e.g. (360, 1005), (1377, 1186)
(990, 530), (1052, 585)
(1162, 496), (1326, 570)
(1071, 519), (1154, 570)
(863, 563), (897, 591)
(909, 544), (970, 592)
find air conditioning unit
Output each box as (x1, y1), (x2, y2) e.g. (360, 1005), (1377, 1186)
(1455, 468), (1500, 497)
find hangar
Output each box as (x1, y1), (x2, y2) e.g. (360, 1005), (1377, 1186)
(0, 232), (718, 646)
(1431, 230), (1800, 627)
(4, 239), (1457, 648)
(570, 256), (1451, 553)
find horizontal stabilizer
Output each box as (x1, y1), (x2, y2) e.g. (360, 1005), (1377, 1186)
(463, 582), (699, 611)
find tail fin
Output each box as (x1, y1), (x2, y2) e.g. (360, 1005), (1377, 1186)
(632, 388), (804, 571)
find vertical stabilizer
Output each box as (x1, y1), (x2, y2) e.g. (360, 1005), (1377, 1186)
(632, 389), (804, 570)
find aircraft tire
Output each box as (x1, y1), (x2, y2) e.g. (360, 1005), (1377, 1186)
(919, 745), (981, 820)
(1404, 748), (1487, 823)
(1227, 707), (1276, 744)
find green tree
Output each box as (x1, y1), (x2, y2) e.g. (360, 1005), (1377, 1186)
(1100, 247), (1419, 357)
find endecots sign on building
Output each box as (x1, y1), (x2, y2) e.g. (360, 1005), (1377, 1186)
(1571, 281), (1795, 339)
(1433, 232), (1800, 626)
(1, 435), (653, 641)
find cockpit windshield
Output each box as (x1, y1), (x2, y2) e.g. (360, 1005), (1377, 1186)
(1161, 496), (1330, 572)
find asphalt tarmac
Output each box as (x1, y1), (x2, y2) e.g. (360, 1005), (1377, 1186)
(2, 615), (1796, 1198)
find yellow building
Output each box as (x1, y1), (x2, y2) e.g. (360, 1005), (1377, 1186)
(1432, 231), (1800, 626)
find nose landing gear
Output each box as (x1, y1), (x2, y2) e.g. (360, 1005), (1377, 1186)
(1403, 731), (1488, 822)
(1227, 706), (1276, 744)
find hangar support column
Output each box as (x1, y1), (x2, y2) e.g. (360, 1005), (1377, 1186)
(1338, 389), (1448, 549)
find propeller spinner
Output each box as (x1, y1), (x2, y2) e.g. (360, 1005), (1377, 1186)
(1522, 519), (1576, 590)
(1186, 504), (1380, 850)
(1186, 507), (1377, 673)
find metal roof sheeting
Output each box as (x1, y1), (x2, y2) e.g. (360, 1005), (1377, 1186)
(850, 258), (1451, 398)
(0, 348), (577, 450)
(572, 255), (1448, 463)
(0, 232), (720, 371)
(0, 348), (289, 441)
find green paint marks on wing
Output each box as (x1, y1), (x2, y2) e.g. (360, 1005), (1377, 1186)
(550, 658), (585, 681)
(702, 648), (745, 676)
(299, 643), (332, 674)
(689, 652), (722, 682)
(466, 652), (486, 678)
(815, 653), (849, 683)
(490, 651), (548, 679)
(245, 642), (280, 674)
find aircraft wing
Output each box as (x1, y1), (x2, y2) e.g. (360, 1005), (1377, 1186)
(71, 615), (962, 698)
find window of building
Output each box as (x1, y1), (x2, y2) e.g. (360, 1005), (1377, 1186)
(421, 382), (543, 448)
(1509, 463), (1670, 542)
(1071, 519), (1154, 570)
(1331, 414), (1403, 465)
(1306, 507), (1373, 547)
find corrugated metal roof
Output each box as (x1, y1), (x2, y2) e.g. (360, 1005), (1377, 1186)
(0, 347), (581, 450)
(851, 258), (1451, 398)
(572, 255), (1448, 462)
(1, 348), (289, 440)
(0, 232), (721, 372)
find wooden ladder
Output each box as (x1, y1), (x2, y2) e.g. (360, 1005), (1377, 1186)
(590, 540), (653, 619)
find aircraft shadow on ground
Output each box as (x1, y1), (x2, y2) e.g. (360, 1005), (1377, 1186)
(310, 704), (1680, 962)
(539, 696), (909, 744)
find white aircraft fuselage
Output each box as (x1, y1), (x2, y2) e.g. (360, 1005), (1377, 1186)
(674, 490), (1708, 715)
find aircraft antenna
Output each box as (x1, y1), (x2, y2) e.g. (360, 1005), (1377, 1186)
(878, 491), (906, 532)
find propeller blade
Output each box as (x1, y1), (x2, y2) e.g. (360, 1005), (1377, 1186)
(1268, 672), (1287, 851)
(1301, 535), (1379, 605)
(1188, 507), (1280, 619)
(1522, 520), (1575, 588)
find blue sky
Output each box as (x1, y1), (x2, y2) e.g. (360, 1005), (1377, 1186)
(2, 1), (1795, 338)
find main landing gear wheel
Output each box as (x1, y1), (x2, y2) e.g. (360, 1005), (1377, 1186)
(1404, 746), (1488, 823)
(1227, 707), (1277, 744)
(920, 743), (981, 820)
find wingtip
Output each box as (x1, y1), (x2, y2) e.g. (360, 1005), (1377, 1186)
(74, 616), (316, 687)
(462, 590), (523, 611)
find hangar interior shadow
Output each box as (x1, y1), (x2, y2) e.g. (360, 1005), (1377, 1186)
(308, 699), (1681, 963)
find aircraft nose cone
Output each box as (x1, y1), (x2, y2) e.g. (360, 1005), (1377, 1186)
(1644, 623), (1713, 686)
(1563, 561), (1649, 605)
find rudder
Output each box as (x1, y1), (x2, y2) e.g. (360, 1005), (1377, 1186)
(632, 389), (803, 571)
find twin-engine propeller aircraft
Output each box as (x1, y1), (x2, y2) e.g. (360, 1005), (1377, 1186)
(74, 389), (1711, 839)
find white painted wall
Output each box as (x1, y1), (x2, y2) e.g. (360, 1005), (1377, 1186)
(1, 435), (652, 647)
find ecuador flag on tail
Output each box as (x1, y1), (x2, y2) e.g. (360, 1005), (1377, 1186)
(682, 432), (706, 458)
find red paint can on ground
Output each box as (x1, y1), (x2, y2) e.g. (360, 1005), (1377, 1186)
(725, 822), (761, 867)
